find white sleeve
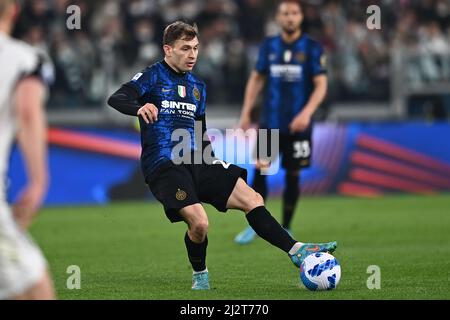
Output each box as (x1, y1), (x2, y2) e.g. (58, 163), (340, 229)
(16, 43), (54, 86)
(18, 43), (40, 77)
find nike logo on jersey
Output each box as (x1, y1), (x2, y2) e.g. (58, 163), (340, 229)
(162, 88), (173, 93)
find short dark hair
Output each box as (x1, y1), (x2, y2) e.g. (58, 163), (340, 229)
(277, 0), (302, 10)
(163, 21), (198, 46)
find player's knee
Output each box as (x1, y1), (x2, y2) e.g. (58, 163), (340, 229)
(255, 192), (264, 206)
(244, 191), (264, 213)
(191, 219), (209, 240)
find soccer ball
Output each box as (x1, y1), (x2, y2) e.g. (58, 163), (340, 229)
(300, 252), (341, 291)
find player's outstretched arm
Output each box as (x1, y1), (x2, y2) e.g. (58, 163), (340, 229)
(108, 85), (158, 123)
(239, 71), (266, 130)
(13, 77), (49, 229)
(107, 85), (143, 116)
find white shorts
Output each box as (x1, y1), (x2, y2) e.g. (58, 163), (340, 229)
(0, 203), (47, 299)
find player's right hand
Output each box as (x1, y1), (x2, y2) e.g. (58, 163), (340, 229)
(138, 103), (158, 124)
(12, 181), (47, 230)
(238, 113), (252, 131)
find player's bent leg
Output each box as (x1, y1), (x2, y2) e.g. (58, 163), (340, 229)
(179, 203), (209, 243)
(179, 204), (210, 290)
(227, 178), (264, 213)
(230, 178), (263, 244)
(0, 204), (55, 300)
(226, 178), (338, 268)
(227, 178), (299, 252)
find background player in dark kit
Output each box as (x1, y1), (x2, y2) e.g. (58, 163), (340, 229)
(108, 21), (336, 290)
(235, 0), (328, 244)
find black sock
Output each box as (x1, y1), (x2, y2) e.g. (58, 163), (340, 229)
(246, 206), (296, 253)
(282, 173), (300, 229)
(184, 232), (208, 272)
(252, 169), (267, 200)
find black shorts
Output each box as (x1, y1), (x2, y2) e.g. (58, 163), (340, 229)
(146, 161), (247, 223)
(255, 126), (313, 171)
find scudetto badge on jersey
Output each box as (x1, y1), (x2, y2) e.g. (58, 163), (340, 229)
(284, 50), (292, 63)
(178, 85), (186, 98)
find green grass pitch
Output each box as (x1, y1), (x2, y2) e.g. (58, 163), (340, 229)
(30, 194), (450, 300)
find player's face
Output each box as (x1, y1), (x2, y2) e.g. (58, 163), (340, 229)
(0, 0), (19, 25)
(277, 3), (303, 34)
(165, 37), (199, 73)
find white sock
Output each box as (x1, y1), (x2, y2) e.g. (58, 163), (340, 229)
(288, 242), (304, 255)
(193, 268), (208, 275)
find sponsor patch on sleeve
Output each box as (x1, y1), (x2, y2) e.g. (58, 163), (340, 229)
(132, 72), (143, 81)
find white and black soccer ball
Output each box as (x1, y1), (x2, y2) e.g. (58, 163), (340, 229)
(300, 252), (341, 291)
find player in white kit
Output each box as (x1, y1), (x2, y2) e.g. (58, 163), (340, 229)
(0, 0), (54, 299)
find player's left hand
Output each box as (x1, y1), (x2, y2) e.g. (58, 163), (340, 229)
(289, 112), (311, 133)
(12, 182), (47, 230)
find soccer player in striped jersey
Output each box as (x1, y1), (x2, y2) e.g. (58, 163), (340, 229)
(235, 0), (328, 244)
(108, 21), (336, 290)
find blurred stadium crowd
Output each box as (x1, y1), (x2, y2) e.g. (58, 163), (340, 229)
(12, 0), (450, 111)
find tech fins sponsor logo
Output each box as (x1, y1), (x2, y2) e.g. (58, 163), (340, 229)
(270, 64), (303, 81)
(160, 100), (197, 118)
(161, 100), (197, 112)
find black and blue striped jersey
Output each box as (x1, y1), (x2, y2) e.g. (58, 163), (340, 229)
(122, 60), (207, 180)
(256, 33), (327, 133)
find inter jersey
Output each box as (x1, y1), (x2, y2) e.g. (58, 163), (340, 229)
(126, 61), (207, 180)
(255, 33), (327, 133)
